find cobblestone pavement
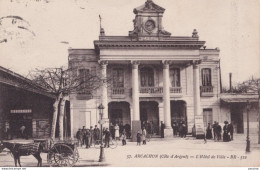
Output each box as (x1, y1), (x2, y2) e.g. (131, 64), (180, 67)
(0, 134), (259, 167)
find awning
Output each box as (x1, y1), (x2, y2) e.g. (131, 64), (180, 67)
(220, 93), (258, 103)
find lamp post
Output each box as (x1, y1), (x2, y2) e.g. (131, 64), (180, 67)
(246, 100), (250, 152)
(98, 103), (105, 162)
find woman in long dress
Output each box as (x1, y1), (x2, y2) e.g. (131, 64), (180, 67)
(223, 121), (230, 142)
(114, 124), (120, 140)
(206, 123), (213, 139)
(142, 127), (147, 145)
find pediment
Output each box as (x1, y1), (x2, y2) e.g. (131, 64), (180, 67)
(134, 0), (165, 14)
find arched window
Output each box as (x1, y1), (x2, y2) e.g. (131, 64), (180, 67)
(170, 68), (180, 87)
(140, 67), (154, 87)
(201, 68), (212, 86)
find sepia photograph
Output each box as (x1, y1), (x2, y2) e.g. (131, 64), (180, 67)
(0, 0), (259, 168)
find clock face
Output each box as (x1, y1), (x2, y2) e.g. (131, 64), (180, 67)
(144, 20), (155, 32)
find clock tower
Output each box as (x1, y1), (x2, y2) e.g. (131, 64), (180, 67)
(129, 0), (171, 39)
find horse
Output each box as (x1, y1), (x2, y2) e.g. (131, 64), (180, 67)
(0, 141), (44, 167)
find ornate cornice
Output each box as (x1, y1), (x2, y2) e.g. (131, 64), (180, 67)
(94, 41), (205, 50)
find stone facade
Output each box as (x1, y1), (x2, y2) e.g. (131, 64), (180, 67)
(68, 0), (223, 139)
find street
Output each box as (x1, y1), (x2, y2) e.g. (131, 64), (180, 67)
(0, 134), (259, 167)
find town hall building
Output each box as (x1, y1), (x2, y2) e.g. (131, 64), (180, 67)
(68, 0), (222, 139)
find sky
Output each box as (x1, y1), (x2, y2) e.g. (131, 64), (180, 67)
(0, 0), (259, 88)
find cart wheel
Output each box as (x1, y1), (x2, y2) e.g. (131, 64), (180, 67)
(74, 147), (79, 163)
(47, 143), (76, 167)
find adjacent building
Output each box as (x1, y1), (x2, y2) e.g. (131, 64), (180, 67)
(0, 66), (55, 139)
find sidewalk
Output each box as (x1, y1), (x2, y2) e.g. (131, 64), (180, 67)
(0, 134), (259, 167)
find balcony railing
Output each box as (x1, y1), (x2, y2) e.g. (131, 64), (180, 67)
(170, 87), (182, 94)
(112, 87), (125, 95)
(139, 87), (163, 94)
(111, 87), (126, 98)
(200, 86), (214, 97)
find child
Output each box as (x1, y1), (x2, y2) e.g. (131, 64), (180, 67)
(137, 131), (141, 146)
(121, 131), (127, 146)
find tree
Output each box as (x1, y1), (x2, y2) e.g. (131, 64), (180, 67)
(237, 77), (260, 144)
(29, 66), (103, 140)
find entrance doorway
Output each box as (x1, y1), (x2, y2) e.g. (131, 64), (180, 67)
(170, 100), (187, 125)
(139, 101), (159, 134)
(230, 104), (244, 133)
(108, 102), (130, 126)
(9, 113), (32, 139)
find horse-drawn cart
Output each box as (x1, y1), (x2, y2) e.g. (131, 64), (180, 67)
(34, 138), (79, 167)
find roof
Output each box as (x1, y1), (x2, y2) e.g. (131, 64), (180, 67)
(220, 93), (258, 103)
(0, 66), (55, 99)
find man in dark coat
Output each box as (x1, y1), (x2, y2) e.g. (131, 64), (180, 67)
(161, 121), (165, 138)
(104, 128), (111, 148)
(215, 122), (222, 141)
(82, 126), (87, 146)
(206, 123), (213, 139)
(76, 128), (83, 147)
(172, 122), (177, 136)
(93, 125), (100, 142)
(85, 129), (91, 148)
(124, 124), (131, 139)
(119, 122), (124, 135)
(147, 121), (152, 135)
(212, 121), (217, 140)
(228, 122), (234, 140)
(182, 122), (187, 138)
(89, 126), (94, 146)
(179, 121), (183, 137)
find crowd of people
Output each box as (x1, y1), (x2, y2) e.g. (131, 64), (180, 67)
(172, 121), (187, 138)
(205, 121), (234, 142)
(76, 122), (132, 148)
(76, 125), (100, 148)
(109, 122), (131, 140)
(75, 120), (234, 148)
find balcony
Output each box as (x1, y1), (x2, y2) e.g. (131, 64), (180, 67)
(139, 87), (183, 97)
(139, 87), (163, 97)
(200, 86), (214, 97)
(111, 87), (126, 99)
(170, 87), (183, 97)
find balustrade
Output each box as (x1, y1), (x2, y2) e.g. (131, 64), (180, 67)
(200, 86), (214, 96)
(139, 87), (163, 94)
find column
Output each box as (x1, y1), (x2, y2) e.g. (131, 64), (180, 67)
(193, 60), (204, 138)
(132, 61), (140, 121)
(100, 60), (108, 119)
(70, 103), (74, 139)
(162, 60), (173, 137)
(193, 61), (201, 116)
(131, 61), (141, 142)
